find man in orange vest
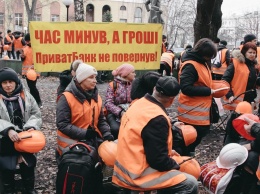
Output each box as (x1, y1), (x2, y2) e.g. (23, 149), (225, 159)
(20, 33), (42, 108)
(13, 33), (25, 60)
(211, 40), (231, 80)
(4, 29), (15, 59)
(113, 76), (198, 193)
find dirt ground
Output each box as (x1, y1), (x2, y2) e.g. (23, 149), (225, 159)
(26, 76), (226, 194)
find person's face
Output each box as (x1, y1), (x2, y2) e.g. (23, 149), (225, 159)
(245, 48), (256, 61)
(250, 39), (257, 45)
(125, 70), (136, 82)
(80, 74), (97, 91)
(1, 80), (16, 95)
(8, 32), (12, 36)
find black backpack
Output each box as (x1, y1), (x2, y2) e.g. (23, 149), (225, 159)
(56, 142), (103, 194)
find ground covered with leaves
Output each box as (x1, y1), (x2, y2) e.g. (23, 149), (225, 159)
(28, 76), (225, 194)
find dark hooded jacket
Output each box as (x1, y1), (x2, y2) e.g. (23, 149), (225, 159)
(179, 50), (212, 97)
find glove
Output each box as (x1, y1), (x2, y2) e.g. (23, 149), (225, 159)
(103, 134), (114, 141)
(85, 128), (97, 140)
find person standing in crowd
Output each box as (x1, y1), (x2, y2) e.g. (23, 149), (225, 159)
(0, 32), (3, 58)
(4, 30), (15, 59)
(113, 76), (198, 194)
(177, 44), (193, 73)
(20, 33), (42, 108)
(104, 63), (135, 139)
(159, 50), (175, 76)
(0, 67), (42, 194)
(57, 59), (82, 101)
(222, 42), (258, 110)
(13, 33), (26, 60)
(211, 40), (231, 80)
(161, 35), (168, 54)
(178, 38), (217, 156)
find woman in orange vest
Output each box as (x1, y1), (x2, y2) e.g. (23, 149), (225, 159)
(113, 76), (198, 193)
(4, 30), (15, 59)
(20, 33), (43, 108)
(178, 38), (217, 156)
(222, 42), (258, 110)
(13, 33), (26, 60)
(0, 67), (42, 194)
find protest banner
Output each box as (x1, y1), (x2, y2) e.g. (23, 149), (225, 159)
(29, 22), (162, 72)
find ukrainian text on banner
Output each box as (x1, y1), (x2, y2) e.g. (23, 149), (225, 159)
(29, 22), (162, 72)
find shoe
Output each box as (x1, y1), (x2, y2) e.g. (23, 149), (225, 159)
(38, 102), (43, 109)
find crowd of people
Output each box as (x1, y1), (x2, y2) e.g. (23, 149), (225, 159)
(1, 31), (260, 194)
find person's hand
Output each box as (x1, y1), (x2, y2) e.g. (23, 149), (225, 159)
(85, 128), (97, 140)
(170, 150), (180, 157)
(243, 143), (251, 151)
(228, 96), (234, 103)
(173, 122), (184, 128)
(103, 134), (114, 141)
(244, 117), (257, 134)
(8, 129), (21, 142)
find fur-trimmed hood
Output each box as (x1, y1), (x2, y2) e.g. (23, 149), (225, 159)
(231, 50), (245, 63)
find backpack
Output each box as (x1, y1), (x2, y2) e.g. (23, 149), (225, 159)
(56, 142), (102, 194)
(211, 50), (222, 68)
(103, 81), (118, 117)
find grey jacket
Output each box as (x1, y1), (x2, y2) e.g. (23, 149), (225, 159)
(0, 89), (42, 136)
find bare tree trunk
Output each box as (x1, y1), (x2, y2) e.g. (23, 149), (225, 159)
(74, 0), (84, 21)
(209, 0), (223, 40)
(24, 0), (37, 22)
(193, 0), (217, 44)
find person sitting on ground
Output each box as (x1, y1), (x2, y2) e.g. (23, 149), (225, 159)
(56, 59), (82, 101)
(113, 76), (198, 194)
(104, 63), (136, 139)
(0, 67), (42, 194)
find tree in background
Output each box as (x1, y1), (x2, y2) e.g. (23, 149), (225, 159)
(24, 0), (38, 23)
(102, 11), (113, 22)
(74, 0), (84, 21)
(193, 0), (223, 44)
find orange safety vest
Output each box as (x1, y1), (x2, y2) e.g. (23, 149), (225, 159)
(211, 49), (228, 75)
(22, 46), (40, 76)
(257, 47), (260, 67)
(223, 58), (248, 110)
(5, 35), (14, 51)
(160, 52), (175, 72)
(178, 60), (212, 125)
(57, 92), (103, 155)
(13, 37), (24, 51)
(112, 97), (186, 191)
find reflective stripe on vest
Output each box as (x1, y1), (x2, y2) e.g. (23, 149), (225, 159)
(57, 91), (102, 155)
(223, 58), (248, 111)
(178, 60), (212, 125)
(212, 49), (228, 75)
(112, 97), (186, 190)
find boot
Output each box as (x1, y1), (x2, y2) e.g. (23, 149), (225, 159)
(1, 170), (16, 194)
(22, 177), (37, 194)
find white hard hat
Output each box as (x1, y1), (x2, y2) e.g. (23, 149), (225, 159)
(216, 143), (248, 169)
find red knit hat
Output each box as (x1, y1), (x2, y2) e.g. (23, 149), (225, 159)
(112, 63), (134, 77)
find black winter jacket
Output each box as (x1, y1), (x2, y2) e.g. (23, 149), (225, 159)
(56, 79), (112, 141)
(179, 51), (212, 97)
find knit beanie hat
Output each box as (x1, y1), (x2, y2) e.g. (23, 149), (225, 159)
(0, 67), (19, 84)
(24, 33), (30, 41)
(70, 59), (83, 72)
(76, 63), (98, 83)
(112, 63), (134, 77)
(156, 76), (180, 97)
(244, 34), (257, 43)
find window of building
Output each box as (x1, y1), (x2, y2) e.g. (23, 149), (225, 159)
(134, 7), (142, 23)
(120, 6), (126, 11)
(0, 13), (3, 25)
(34, 14), (41, 21)
(120, 19), (127, 23)
(51, 15), (59, 22)
(15, 13), (23, 31)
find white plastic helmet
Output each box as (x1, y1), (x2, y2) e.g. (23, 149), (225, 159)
(216, 143), (248, 169)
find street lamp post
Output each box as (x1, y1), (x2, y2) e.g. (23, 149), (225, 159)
(62, 0), (73, 22)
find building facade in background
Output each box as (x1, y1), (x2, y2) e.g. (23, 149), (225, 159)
(0, 0), (149, 35)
